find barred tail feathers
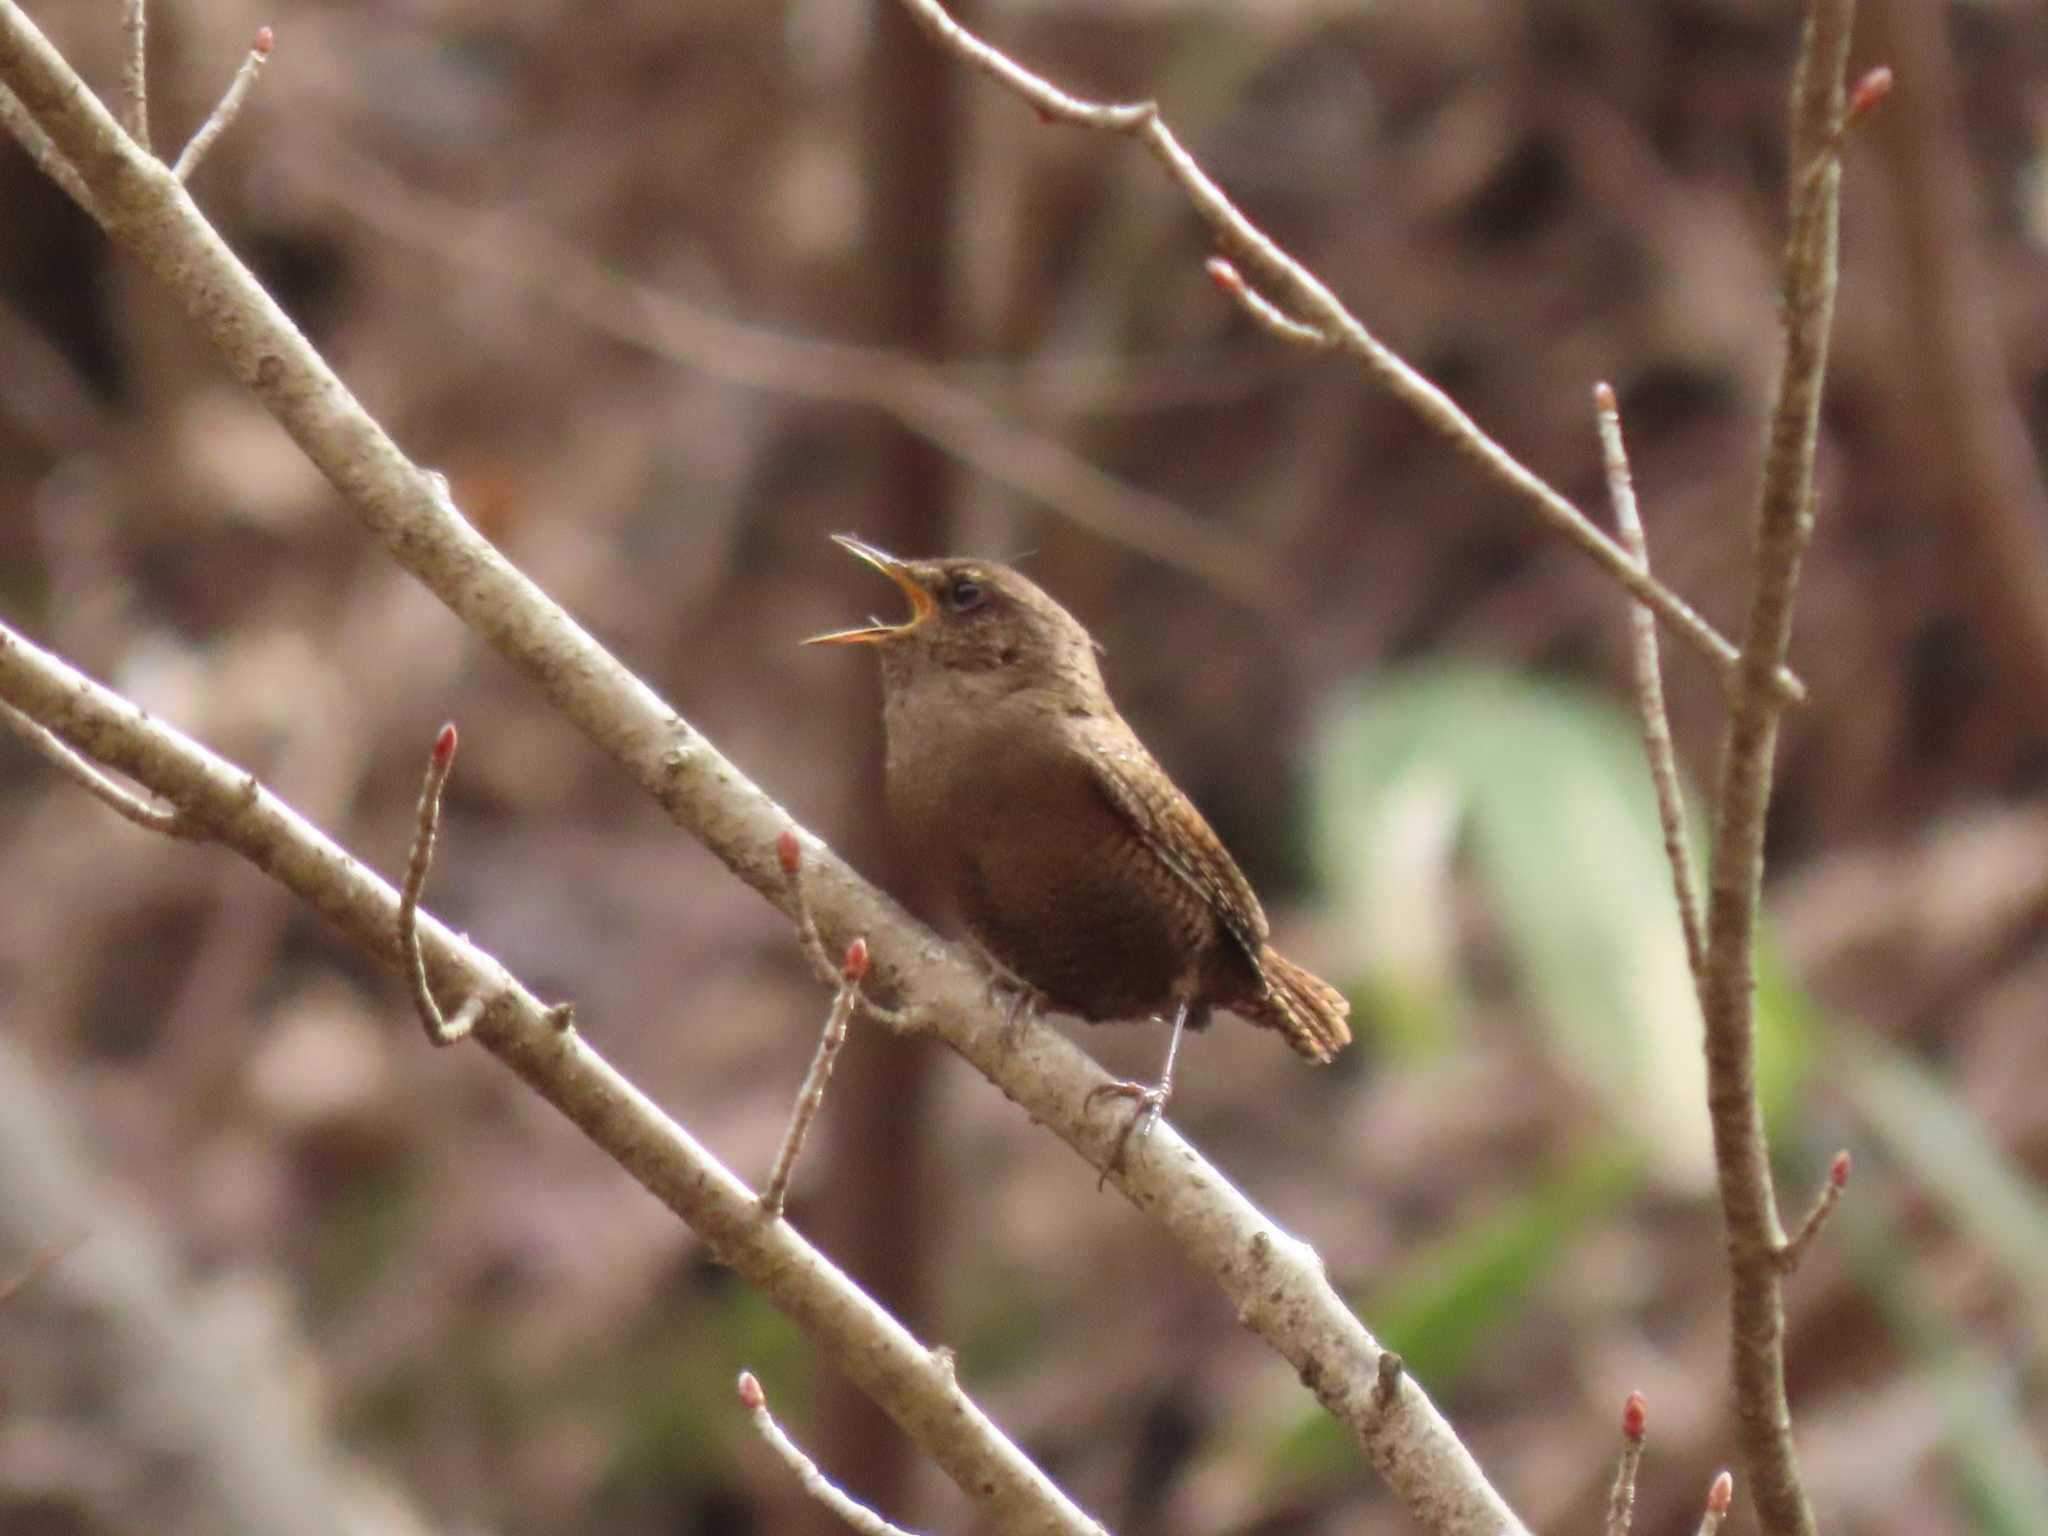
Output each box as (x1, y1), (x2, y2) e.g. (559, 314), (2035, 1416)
(1249, 947), (1352, 1063)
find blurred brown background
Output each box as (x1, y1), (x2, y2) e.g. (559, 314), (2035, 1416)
(5, 0), (2048, 1532)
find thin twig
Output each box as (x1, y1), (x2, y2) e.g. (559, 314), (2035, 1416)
(1594, 383), (1706, 981)
(120, 0), (147, 149)
(399, 721), (475, 1045)
(1696, 1472), (1735, 1536)
(1694, 7), (1861, 1536)
(761, 938), (867, 1219)
(739, 1372), (922, 1536)
(1772, 1150), (1850, 1274)
(0, 619), (1103, 1536)
(0, 16), (1531, 1522)
(780, 829), (907, 1025)
(0, 83), (96, 214)
(1797, 66), (1893, 196)
(780, 828), (836, 984)
(172, 26), (272, 183)
(1207, 258), (1329, 349)
(1604, 1391), (1647, 1536)
(891, 0), (1804, 705)
(284, 136), (1279, 608)
(1, 698), (200, 837)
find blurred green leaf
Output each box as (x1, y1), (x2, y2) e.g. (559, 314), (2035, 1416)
(310, 1166), (418, 1314)
(956, 1263), (1048, 1382)
(1365, 1146), (1642, 1384)
(1842, 1194), (2048, 1533)
(1755, 939), (1822, 1128)
(1259, 1147), (1641, 1483)
(1309, 661), (1816, 1187)
(598, 1284), (808, 1504)
(1851, 1050), (2048, 1297)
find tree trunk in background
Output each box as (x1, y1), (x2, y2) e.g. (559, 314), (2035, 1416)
(808, 0), (962, 1527)
(1862, 0), (2048, 723)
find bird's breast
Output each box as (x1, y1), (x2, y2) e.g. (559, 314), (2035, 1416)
(880, 690), (1229, 1019)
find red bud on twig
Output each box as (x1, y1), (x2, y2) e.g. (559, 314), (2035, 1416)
(1708, 1472), (1732, 1514)
(1846, 67), (1892, 123)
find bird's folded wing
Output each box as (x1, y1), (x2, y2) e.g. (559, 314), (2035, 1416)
(1082, 727), (1271, 964)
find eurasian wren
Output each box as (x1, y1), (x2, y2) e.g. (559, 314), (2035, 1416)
(808, 535), (1351, 1141)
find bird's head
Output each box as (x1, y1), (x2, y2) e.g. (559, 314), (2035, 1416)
(806, 535), (1102, 699)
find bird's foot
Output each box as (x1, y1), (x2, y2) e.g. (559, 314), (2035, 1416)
(972, 946), (1047, 1046)
(1084, 1077), (1171, 1189)
(992, 980), (1046, 1046)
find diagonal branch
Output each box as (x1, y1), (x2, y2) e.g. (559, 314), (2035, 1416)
(0, 616), (1104, 1536)
(760, 933), (869, 1218)
(1593, 383), (1706, 982)
(171, 25), (272, 183)
(397, 721), (483, 1046)
(889, 0), (1803, 706)
(0, 78), (96, 213)
(119, 0), (146, 148)
(739, 1371), (922, 1536)
(1, 696), (199, 838)
(286, 136), (1280, 607)
(0, 9), (1529, 1530)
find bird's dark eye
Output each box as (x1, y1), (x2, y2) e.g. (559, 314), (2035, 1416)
(945, 575), (986, 612)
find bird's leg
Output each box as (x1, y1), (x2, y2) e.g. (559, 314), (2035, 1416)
(1085, 999), (1192, 1183)
(970, 941), (1047, 1045)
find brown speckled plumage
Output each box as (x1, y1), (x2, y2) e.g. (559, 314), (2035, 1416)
(809, 536), (1351, 1066)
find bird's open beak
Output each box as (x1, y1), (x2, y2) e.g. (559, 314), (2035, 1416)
(804, 535), (935, 645)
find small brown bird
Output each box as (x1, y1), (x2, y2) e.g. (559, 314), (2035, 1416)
(808, 535), (1351, 1149)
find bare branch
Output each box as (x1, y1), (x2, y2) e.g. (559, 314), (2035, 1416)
(1, 697), (199, 837)
(120, 0), (147, 149)
(1206, 258), (1329, 350)
(398, 722), (479, 1046)
(172, 26), (273, 182)
(283, 137), (1280, 607)
(0, 616), (1107, 1536)
(739, 1372), (922, 1536)
(1694, 6), (1859, 1536)
(1593, 383), (1706, 982)
(781, 829), (908, 1024)
(780, 827), (837, 984)
(889, 0), (1803, 705)
(0, 81), (96, 214)
(1771, 1149), (1850, 1275)
(762, 939), (866, 1219)
(0, 10), (1530, 1527)
(1604, 1391), (1647, 1536)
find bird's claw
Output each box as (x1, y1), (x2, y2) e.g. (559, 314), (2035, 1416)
(995, 982), (1044, 1045)
(1085, 1078), (1170, 1189)
(975, 951), (1046, 1046)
